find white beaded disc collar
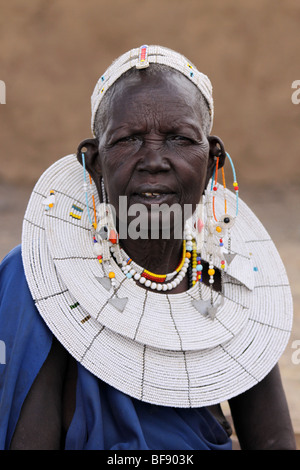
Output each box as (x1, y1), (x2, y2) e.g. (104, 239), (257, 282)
(21, 154), (293, 408)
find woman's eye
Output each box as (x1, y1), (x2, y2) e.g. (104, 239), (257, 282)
(169, 135), (193, 144)
(115, 135), (139, 144)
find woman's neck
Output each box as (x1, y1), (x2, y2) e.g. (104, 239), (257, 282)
(119, 237), (184, 275)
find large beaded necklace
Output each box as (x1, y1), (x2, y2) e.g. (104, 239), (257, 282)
(97, 227), (203, 293)
(109, 235), (202, 292)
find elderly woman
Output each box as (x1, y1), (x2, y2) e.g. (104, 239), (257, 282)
(0, 45), (296, 450)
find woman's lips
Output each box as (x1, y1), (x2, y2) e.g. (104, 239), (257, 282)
(141, 192), (161, 198)
(130, 192), (178, 205)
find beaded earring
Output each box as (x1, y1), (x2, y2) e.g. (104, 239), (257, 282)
(81, 152), (120, 294)
(88, 172), (128, 311)
(205, 151), (239, 281)
(187, 196), (205, 287)
(81, 151), (97, 228)
(93, 179), (121, 283)
(191, 151), (239, 319)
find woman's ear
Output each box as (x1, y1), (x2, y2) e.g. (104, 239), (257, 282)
(77, 138), (103, 197)
(207, 135), (226, 167)
(204, 135), (227, 187)
(77, 138), (102, 175)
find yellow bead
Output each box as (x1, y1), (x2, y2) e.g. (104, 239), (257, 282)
(208, 268), (215, 276)
(216, 226), (222, 233)
(185, 252), (191, 259)
(108, 272), (115, 279)
(233, 181), (238, 187)
(221, 264), (225, 269)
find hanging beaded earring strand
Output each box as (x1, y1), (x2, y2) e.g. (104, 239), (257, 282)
(81, 151), (116, 288)
(192, 150), (239, 319)
(190, 196), (205, 288)
(81, 151), (130, 312)
(209, 151), (239, 288)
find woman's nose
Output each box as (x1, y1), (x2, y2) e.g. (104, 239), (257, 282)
(136, 141), (171, 173)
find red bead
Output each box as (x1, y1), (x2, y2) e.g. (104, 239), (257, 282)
(109, 229), (118, 244)
(234, 186), (239, 191)
(213, 186), (217, 191)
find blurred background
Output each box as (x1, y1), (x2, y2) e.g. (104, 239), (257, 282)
(0, 0), (299, 447)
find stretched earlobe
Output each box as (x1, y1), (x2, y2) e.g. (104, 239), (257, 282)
(77, 138), (100, 170)
(204, 136), (227, 189)
(77, 138), (103, 199)
(207, 135), (226, 169)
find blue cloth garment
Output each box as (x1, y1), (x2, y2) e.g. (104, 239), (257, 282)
(0, 246), (232, 450)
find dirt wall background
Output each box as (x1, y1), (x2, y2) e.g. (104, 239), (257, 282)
(0, 0), (300, 443)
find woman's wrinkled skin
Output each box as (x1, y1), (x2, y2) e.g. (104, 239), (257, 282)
(79, 72), (226, 292)
(10, 70), (297, 450)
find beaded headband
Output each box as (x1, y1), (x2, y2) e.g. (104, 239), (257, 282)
(91, 45), (214, 137)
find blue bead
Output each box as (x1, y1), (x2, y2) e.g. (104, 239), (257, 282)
(126, 273), (133, 278)
(253, 267), (258, 272)
(196, 265), (203, 271)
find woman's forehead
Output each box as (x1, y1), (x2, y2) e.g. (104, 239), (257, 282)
(113, 72), (197, 106)
(98, 70), (208, 133)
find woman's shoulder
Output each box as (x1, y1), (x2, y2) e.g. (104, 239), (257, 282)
(0, 244), (52, 344)
(0, 245), (35, 310)
(0, 244), (23, 272)
(0, 245), (31, 297)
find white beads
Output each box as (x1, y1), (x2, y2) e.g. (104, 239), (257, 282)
(110, 239), (195, 292)
(208, 263), (215, 285)
(93, 243), (103, 256)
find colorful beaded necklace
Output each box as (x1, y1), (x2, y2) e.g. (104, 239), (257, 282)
(110, 236), (202, 292)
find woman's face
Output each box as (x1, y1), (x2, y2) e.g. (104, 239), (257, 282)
(96, 71), (212, 235)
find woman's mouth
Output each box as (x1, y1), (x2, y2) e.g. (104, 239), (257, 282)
(141, 192), (163, 198)
(131, 191), (178, 205)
